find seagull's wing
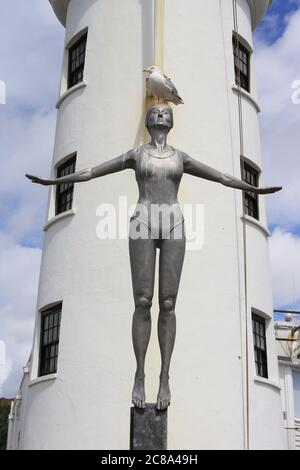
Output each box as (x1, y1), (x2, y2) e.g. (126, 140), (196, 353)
(163, 76), (184, 105)
(164, 77), (179, 97)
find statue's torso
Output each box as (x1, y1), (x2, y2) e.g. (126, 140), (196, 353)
(131, 146), (184, 238)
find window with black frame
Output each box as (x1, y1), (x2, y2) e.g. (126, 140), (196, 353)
(39, 304), (62, 377)
(56, 155), (76, 215)
(252, 313), (268, 379)
(68, 33), (87, 89)
(242, 161), (259, 220)
(233, 36), (251, 92)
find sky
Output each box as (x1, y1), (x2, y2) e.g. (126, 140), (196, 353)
(0, 0), (300, 397)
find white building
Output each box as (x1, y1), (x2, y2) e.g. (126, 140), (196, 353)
(275, 319), (300, 450)
(8, 0), (286, 450)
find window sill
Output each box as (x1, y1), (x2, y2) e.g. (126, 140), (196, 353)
(28, 374), (58, 388)
(241, 215), (270, 238)
(232, 85), (261, 113)
(56, 81), (87, 109)
(254, 376), (281, 392)
(44, 209), (76, 232)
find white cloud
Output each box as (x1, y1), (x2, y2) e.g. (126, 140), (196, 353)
(255, 9), (300, 229)
(0, 1), (63, 396)
(0, 0), (63, 109)
(0, 362), (12, 397)
(0, 110), (57, 244)
(254, 7), (300, 315)
(269, 228), (300, 309)
(0, 239), (41, 397)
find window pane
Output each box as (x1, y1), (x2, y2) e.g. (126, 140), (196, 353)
(50, 358), (55, 374)
(48, 328), (53, 343)
(50, 344), (56, 358)
(53, 327), (58, 342)
(293, 371), (300, 418)
(43, 331), (48, 345)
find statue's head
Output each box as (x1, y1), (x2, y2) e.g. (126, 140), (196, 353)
(146, 104), (174, 134)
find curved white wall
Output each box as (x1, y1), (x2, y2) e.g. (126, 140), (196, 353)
(11, 0), (284, 450)
(49, 0), (272, 30)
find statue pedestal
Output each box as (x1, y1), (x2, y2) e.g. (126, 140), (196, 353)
(130, 404), (168, 450)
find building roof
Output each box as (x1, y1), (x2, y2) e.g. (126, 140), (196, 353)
(248, 0), (272, 29)
(49, 0), (272, 29)
(49, 0), (69, 26)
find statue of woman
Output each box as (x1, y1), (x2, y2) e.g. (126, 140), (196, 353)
(26, 104), (281, 411)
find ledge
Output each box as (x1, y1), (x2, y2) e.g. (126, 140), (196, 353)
(28, 374), (58, 388)
(232, 85), (261, 113)
(241, 156), (261, 175)
(56, 81), (87, 109)
(241, 215), (270, 238)
(252, 307), (273, 321)
(44, 209), (76, 232)
(278, 358), (298, 367)
(254, 376), (281, 392)
(282, 359), (300, 368)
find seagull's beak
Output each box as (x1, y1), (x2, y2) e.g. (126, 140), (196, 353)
(143, 68), (151, 73)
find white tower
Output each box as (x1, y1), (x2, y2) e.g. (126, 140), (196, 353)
(8, 0), (285, 450)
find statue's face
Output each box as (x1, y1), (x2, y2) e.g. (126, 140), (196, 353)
(147, 106), (173, 131)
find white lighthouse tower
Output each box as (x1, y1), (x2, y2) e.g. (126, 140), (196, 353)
(8, 0), (285, 450)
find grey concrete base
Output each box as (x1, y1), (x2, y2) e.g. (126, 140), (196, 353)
(130, 404), (168, 450)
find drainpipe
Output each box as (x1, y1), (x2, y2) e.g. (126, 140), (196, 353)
(154, 0), (165, 71)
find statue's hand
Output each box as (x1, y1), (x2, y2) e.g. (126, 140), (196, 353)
(256, 186), (282, 195)
(26, 174), (52, 186)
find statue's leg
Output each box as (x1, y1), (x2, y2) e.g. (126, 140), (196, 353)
(157, 227), (186, 410)
(129, 227), (156, 409)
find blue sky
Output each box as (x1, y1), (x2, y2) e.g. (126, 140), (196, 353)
(254, 0), (300, 320)
(0, 0), (300, 396)
(253, 1), (300, 313)
(256, 0), (300, 44)
(0, 1), (64, 396)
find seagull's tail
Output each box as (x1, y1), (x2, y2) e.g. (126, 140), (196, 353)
(173, 95), (184, 105)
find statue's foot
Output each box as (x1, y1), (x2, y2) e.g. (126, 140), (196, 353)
(157, 375), (171, 411)
(132, 374), (146, 409)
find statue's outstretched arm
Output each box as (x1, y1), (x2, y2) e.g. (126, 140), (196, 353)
(26, 150), (136, 186)
(182, 152), (282, 195)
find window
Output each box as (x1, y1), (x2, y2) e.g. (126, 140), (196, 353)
(293, 371), (300, 418)
(233, 36), (250, 92)
(242, 162), (259, 220)
(56, 156), (76, 215)
(68, 33), (87, 89)
(39, 304), (62, 377)
(252, 313), (268, 379)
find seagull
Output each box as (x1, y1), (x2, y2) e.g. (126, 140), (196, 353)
(143, 66), (184, 105)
